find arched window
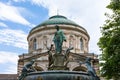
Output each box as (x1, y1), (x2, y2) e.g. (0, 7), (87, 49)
(29, 38), (33, 49)
(69, 36), (74, 47)
(43, 36), (47, 49)
(72, 66), (87, 72)
(33, 38), (37, 50)
(80, 38), (84, 50)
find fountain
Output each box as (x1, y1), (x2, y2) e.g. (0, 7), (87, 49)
(19, 25), (100, 80)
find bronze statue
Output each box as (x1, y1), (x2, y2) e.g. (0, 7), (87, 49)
(85, 58), (97, 77)
(64, 47), (74, 66)
(48, 26), (73, 70)
(19, 59), (36, 80)
(79, 57), (97, 77)
(48, 44), (54, 67)
(53, 25), (66, 54)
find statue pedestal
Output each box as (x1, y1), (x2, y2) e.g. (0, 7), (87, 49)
(48, 54), (69, 70)
(48, 66), (69, 70)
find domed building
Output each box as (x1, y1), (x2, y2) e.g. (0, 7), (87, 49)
(18, 15), (99, 75)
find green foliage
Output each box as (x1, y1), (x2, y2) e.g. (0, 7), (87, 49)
(97, 0), (120, 79)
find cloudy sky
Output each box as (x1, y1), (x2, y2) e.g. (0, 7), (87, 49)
(0, 0), (110, 74)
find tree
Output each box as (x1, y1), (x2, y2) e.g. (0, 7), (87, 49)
(97, 0), (120, 80)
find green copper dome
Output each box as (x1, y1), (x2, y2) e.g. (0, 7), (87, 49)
(39, 15), (79, 26)
(30, 15), (87, 33)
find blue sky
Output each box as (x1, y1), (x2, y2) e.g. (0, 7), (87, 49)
(0, 0), (110, 73)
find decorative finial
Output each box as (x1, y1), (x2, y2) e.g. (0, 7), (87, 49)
(57, 9), (59, 15)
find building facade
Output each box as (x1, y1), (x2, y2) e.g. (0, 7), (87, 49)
(0, 74), (17, 80)
(18, 15), (99, 76)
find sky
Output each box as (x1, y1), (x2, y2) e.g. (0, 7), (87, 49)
(0, 0), (110, 74)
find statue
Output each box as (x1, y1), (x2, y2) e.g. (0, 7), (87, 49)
(47, 44), (73, 70)
(64, 47), (74, 66)
(79, 57), (100, 80)
(79, 57), (97, 77)
(48, 44), (54, 67)
(19, 59), (36, 80)
(53, 25), (66, 54)
(47, 26), (73, 70)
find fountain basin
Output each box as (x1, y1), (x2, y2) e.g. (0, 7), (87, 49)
(24, 71), (98, 80)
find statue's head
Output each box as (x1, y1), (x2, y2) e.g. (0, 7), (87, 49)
(31, 59), (35, 64)
(86, 57), (91, 62)
(55, 25), (59, 30)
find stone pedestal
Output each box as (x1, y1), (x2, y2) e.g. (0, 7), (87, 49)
(48, 54), (69, 70)
(48, 66), (69, 70)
